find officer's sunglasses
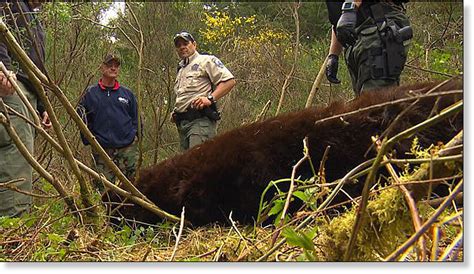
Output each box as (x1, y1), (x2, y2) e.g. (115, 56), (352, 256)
(174, 32), (195, 44)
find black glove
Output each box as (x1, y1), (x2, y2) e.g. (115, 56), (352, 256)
(326, 54), (341, 84)
(336, 4), (358, 47)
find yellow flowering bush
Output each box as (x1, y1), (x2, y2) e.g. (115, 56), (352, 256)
(199, 11), (290, 55)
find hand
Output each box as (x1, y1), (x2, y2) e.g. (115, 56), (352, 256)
(41, 111), (52, 129)
(0, 70), (17, 97)
(326, 54), (341, 84)
(336, 7), (358, 47)
(191, 96), (212, 110)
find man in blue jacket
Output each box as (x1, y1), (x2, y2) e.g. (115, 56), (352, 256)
(77, 53), (139, 192)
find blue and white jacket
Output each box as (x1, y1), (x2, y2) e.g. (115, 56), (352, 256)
(77, 79), (138, 149)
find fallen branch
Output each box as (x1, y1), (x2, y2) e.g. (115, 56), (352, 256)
(384, 179), (463, 261)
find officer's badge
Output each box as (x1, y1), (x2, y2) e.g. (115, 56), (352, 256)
(213, 58), (224, 68)
(191, 64), (200, 71)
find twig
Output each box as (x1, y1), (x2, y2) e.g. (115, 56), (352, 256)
(257, 158), (375, 261)
(439, 130), (463, 156)
(437, 230), (463, 261)
(124, 2), (146, 180)
(271, 137), (310, 245)
(0, 62), (40, 126)
(169, 206), (185, 261)
(405, 64), (454, 78)
(0, 178), (24, 186)
(439, 210), (463, 226)
(386, 100), (462, 150)
(305, 56), (329, 108)
(197, 248), (219, 259)
(377, 78), (456, 145)
(314, 90), (462, 126)
(318, 145), (331, 184)
(275, 2), (300, 115)
(384, 179), (463, 261)
(0, 18), (48, 83)
(228, 211), (251, 260)
(387, 154), (462, 165)
(430, 226), (441, 261)
(255, 100), (271, 122)
(0, 183), (59, 199)
(373, 137), (426, 261)
(280, 137), (310, 222)
(213, 228), (233, 261)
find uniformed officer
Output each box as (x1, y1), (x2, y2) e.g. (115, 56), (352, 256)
(325, 0), (412, 95)
(171, 31), (236, 150)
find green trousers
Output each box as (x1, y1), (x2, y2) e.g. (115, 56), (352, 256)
(0, 81), (37, 217)
(344, 3), (411, 95)
(177, 117), (216, 150)
(92, 138), (139, 192)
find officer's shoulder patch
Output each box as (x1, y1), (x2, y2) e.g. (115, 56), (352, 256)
(212, 57), (225, 68)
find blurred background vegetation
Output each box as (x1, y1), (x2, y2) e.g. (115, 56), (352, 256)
(35, 1), (462, 186)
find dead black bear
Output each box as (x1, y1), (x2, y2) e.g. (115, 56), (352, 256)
(107, 80), (462, 226)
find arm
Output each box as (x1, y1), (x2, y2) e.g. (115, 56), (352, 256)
(329, 28), (343, 56)
(192, 56), (236, 110)
(0, 3), (16, 97)
(210, 78), (236, 102)
(129, 92), (139, 138)
(191, 78), (236, 110)
(0, 70), (16, 97)
(326, 29), (343, 84)
(335, 0), (361, 47)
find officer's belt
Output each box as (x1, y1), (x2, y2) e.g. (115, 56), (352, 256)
(175, 108), (205, 123)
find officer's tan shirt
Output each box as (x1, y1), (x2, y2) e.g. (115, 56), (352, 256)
(174, 51), (234, 113)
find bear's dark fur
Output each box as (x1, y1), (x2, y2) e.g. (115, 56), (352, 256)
(108, 81), (462, 226)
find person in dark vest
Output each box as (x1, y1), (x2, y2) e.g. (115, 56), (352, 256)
(0, 1), (51, 217)
(325, 0), (412, 95)
(77, 53), (139, 192)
